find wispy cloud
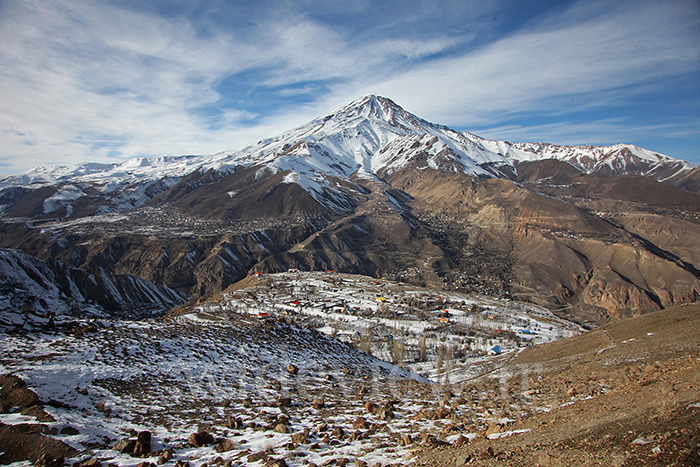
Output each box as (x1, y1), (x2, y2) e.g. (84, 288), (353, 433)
(370, 0), (700, 125)
(0, 0), (466, 173)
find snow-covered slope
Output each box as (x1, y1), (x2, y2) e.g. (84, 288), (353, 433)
(0, 248), (187, 318)
(213, 95), (508, 178)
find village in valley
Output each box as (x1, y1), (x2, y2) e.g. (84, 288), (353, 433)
(189, 271), (582, 381)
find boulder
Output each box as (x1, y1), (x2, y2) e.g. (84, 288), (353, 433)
(215, 439), (236, 453)
(247, 451), (268, 463)
(133, 430), (151, 456)
(113, 438), (137, 454)
(188, 431), (215, 447)
(276, 396), (292, 407)
(0, 375), (39, 412)
(286, 364), (299, 375)
(274, 423), (289, 434)
(226, 416), (244, 429)
(59, 426), (80, 435)
(352, 417), (369, 430)
(34, 453), (65, 467)
(310, 398), (325, 409)
(485, 424), (502, 437)
(365, 402), (380, 415)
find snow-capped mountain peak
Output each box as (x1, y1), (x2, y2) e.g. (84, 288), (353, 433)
(0, 94), (696, 217)
(205, 94), (505, 200)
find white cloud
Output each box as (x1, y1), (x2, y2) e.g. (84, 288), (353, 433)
(367, 0), (700, 126)
(0, 0), (465, 173)
(0, 0), (698, 174)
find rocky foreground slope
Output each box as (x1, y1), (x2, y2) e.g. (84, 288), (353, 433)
(0, 298), (697, 466)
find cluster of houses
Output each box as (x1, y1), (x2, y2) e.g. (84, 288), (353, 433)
(196, 271), (577, 379)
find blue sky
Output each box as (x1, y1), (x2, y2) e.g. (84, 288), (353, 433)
(0, 0), (699, 174)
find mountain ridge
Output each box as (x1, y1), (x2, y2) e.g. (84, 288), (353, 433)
(1, 94), (696, 197)
(1, 95), (699, 325)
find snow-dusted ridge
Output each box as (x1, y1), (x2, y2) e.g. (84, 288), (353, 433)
(463, 132), (697, 177)
(0, 248), (187, 318)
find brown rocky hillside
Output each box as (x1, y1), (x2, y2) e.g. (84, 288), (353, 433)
(414, 303), (700, 466)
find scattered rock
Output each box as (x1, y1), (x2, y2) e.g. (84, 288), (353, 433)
(479, 446), (494, 460)
(321, 458), (349, 466)
(291, 432), (307, 444)
(379, 408), (394, 421)
(268, 379), (282, 391)
(419, 433), (445, 447)
(157, 449), (173, 465)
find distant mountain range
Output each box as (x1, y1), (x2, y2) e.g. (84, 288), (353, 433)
(1, 95), (698, 325)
